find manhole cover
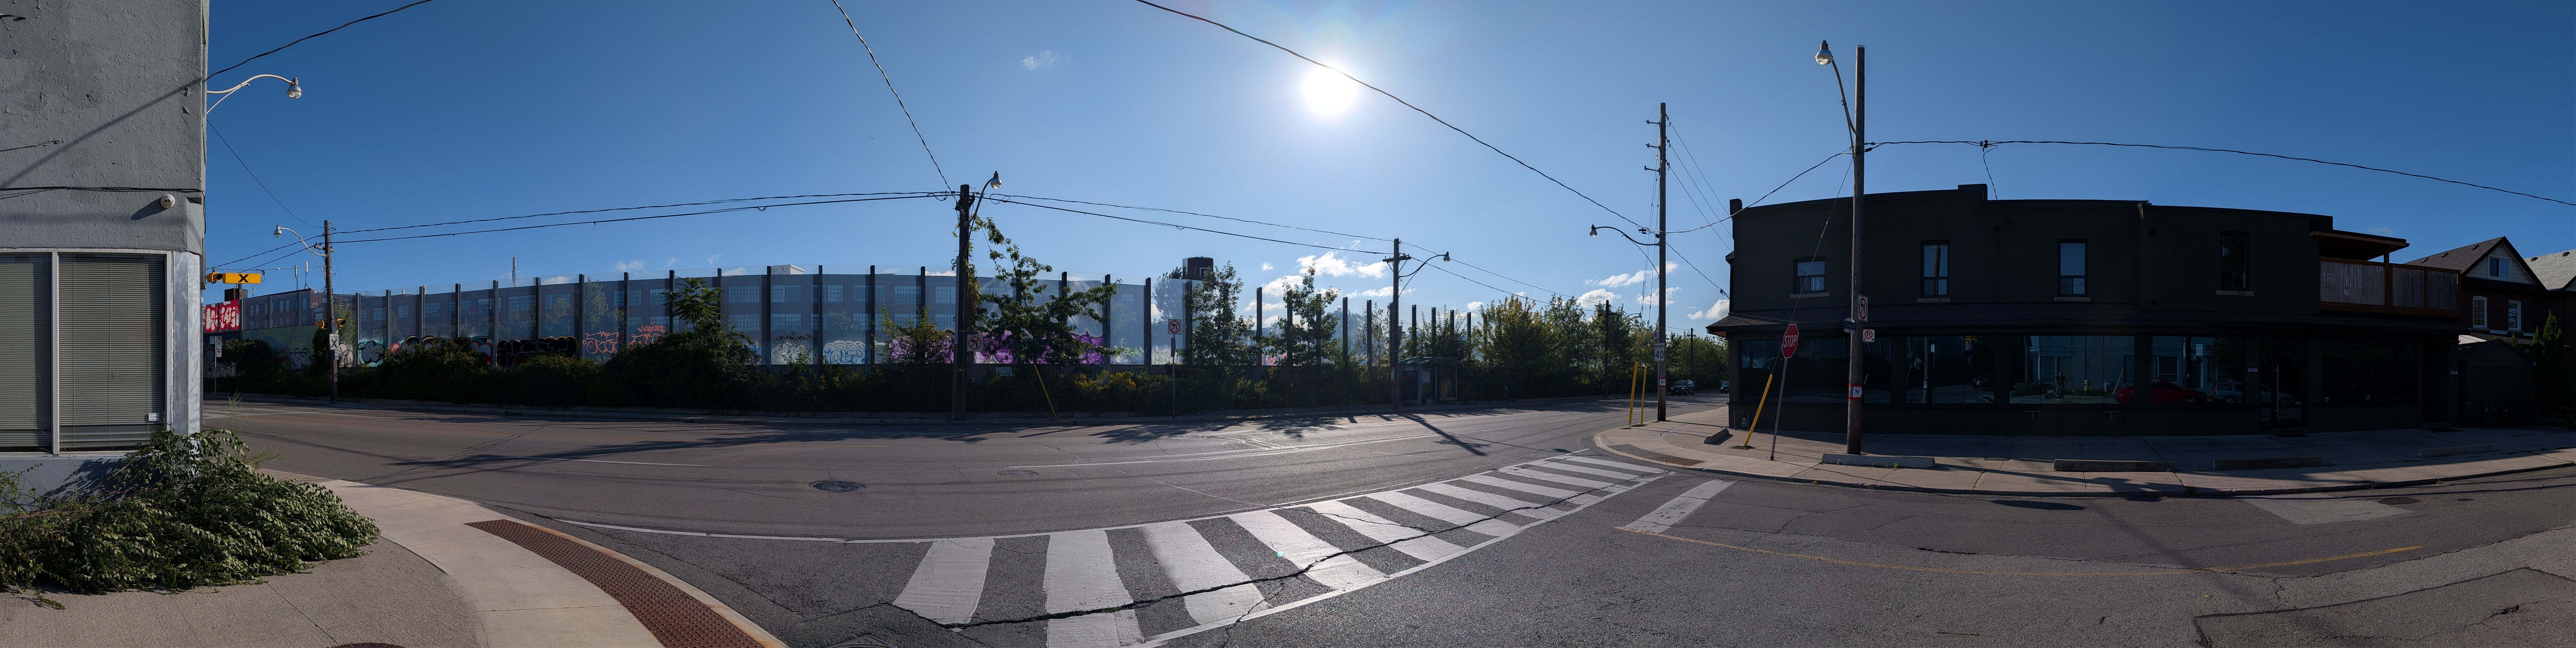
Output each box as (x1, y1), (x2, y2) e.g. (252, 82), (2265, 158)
(997, 470), (1039, 477)
(2379, 497), (2420, 505)
(811, 480), (865, 493)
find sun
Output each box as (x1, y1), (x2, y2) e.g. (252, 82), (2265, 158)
(1300, 66), (1359, 116)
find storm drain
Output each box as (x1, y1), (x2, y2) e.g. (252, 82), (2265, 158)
(811, 480), (865, 493)
(464, 519), (761, 648)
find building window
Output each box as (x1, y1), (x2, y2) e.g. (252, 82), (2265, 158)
(2508, 300), (2523, 331)
(2472, 296), (2488, 329)
(2013, 335), (2131, 403)
(1905, 336), (1993, 403)
(2218, 232), (2250, 291)
(1793, 258), (1828, 294)
(2058, 242), (2088, 296)
(771, 285), (802, 303)
(2488, 257), (2504, 277)
(2146, 336), (2244, 405)
(1920, 243), (1950, 297)
(2320, 339), (2418, 403)
(727, 286), (760, 303)
(823, 284), (844, 303)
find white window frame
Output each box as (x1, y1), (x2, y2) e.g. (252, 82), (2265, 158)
(2507, 300), (2523, 331)
(2471, 296), (2488, 329)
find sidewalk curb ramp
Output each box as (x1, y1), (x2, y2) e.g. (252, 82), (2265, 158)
(289, 471), (787, 648)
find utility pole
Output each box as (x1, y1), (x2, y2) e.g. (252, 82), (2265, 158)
(951, 184), (974, 421)
(1844, 47), (1868, 455)
(322, 220), (338, 404)
(1384, 238), (1408, 410)
(1653, 103), (1671, 422)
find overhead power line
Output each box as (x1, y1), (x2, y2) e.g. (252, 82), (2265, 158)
(1874, 140), (2574, 207)
(979, 196), (1384, 254)
(334, 191), (943, 236)
(211, 124), (316, 228)
(207, 0), (441, 81)
(329, 194), (942, 244)
(1127, 0), (1638, 228)
(828, 0), (948, 188)
(991, 194), (1393, 243)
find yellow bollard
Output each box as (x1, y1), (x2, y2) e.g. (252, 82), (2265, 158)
(1739, 374), (1776, 449)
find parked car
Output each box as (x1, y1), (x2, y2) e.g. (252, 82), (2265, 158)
(1718, 380), (1730, 394)
(2113, 380), (2205, 404)
(1671, 380), (1696, 395)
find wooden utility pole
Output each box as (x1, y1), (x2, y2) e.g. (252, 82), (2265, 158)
(951, 184), (974, 421)
(323, 220), (337, 404)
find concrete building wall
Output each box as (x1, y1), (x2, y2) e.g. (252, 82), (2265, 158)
(0, 0), (208, 456)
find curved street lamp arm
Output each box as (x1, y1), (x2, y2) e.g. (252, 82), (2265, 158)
(1588, 225), (1660, 247)
(206, 74), (300, 114)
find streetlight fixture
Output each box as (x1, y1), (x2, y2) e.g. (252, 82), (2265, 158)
(274, 223), (339, 404)
(205, 74), (301, 113)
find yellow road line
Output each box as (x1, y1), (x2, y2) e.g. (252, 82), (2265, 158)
(1615, 527), (2418, 576)
(232, 415), (891, 447)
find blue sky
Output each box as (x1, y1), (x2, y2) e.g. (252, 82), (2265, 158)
(203, 1), (2574, 333)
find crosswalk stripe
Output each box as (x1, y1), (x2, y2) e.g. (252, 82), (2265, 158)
(1306, 500), (1465, 562)
(1365, 491), (1520, 537)
(1228, 510), (1386, 590)
(1499, 466), (1617, 489)
(1555, 455), (1667, 474)
(1138, 521), (1267, 625)
(1412, 481), (1542, 511)
(1457, 474), (1581, 499)
(1622, 479), (1734, 533)
(892, 537), (994, 625)
(1526, 460), (1659, 480)
(1044, 530), (1144, 648)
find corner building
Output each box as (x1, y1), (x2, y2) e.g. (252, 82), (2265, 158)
(1709, 185), (2458, 436)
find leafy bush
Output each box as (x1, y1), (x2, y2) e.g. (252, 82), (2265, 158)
(0, 428), (379, 595)
(374, 337), (491, 403)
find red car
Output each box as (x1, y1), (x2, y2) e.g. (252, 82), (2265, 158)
(2114, 380), (2205, 404)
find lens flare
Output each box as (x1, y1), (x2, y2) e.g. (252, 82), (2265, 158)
(1300, 66), (1359, 116)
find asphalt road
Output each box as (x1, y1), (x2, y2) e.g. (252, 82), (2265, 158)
(210, 396), (2576, 647)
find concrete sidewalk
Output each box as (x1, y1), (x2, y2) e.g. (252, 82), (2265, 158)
(1594, 407), (2576, 496)
(0, 470), (783, 648)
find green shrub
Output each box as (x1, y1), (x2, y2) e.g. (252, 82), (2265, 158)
(510, 354), (599, 407)
(590, 328), (757, 409)
(374, 338), (491, 403)
(0, 428), (379, 595)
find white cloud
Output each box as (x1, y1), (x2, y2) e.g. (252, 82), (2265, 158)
(706, 254), (724, 266)
(612, 260), (645, 272)
(1637, 287), (1679, 307)
(662, 258), (680, 268)
(1687, 299), (1730, 321)
(1576, 288), (1619, 306)
(1588, 264), (1674, 288)
(1465, 301), (1485, 311)
(1296, 251), (1386, 278)
(1259, 262), (1274, 271)
(1022, 49), (1066, 70)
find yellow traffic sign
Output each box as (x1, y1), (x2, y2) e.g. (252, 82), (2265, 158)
(204, 272), (263, 284)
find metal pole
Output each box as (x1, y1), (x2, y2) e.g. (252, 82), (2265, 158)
(1387, 239), (1404, 410)
(1844, 46), (1867, 455)
(1655, 102), (1671, 422)
(951, 185), (974, 420)
(323, 220), (337, 404)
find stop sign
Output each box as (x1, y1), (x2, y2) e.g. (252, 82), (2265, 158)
(1781, 324), (1800, 357)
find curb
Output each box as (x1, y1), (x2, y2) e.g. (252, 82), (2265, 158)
(1589, 431), (2576, 498)
(291, 471), (787, 647)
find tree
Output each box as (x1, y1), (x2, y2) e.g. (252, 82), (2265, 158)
(591, 278), (758, 408)
(979, 221), (1118, 367)
(1267, 269), (1341, 367)
(1595, 301), (1637, 390)
(1170, 262), (1256, 367)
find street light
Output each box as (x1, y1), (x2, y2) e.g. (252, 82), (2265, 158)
(206, 74), (301, 113)
(1814, 40), (1866, 456)
(274, 223), (339, 404)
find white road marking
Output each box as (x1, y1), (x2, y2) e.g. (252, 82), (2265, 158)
(1045, 530), (1143, 647)
(504, 456), (705, 467)
(1622, 479), (1734, 533)
(1138, 522), (1268, 624)
(1304, 500), (1464, 562)
(1005, 434), (1440, 468)
(1410, 481), (1543, 511)
(893, 537), (994, 625)
(1457, 474), (1582, 499)
(1554, 455), (1667, 474)
(1364, 491), (1520, 537)
(1522, 460), (1657, 480)
(1228, 510), (1386, 590)
(2243, 494), (2415, 525)
(1499, 466), (1617, 489)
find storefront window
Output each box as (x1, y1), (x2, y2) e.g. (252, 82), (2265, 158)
(2013, 335), (2132, 403)
(1907, 336), (1995, 403)
(2320, 340), (2418, 403)
(2146, 336), (2244, 405)
(1782, 337), (1850, 403)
